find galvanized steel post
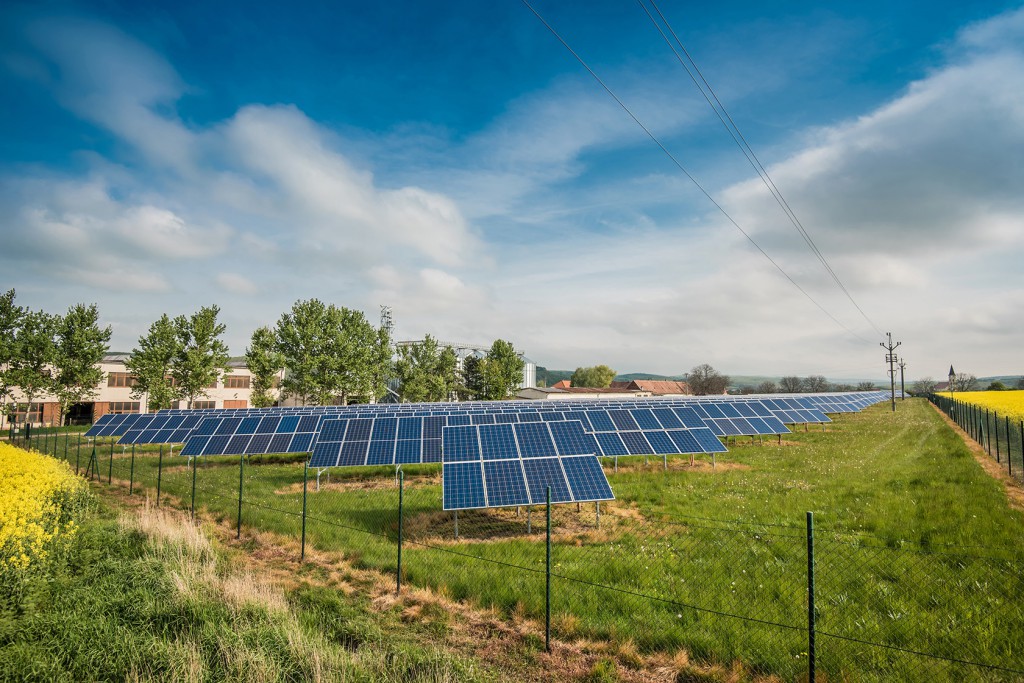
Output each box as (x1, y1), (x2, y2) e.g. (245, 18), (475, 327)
(129, 445), (135, 496)
(156, 445), (164, 506)
(806, 511), (816, 683)
(545, 485), (552, 654)
(108, 439), (114, 483)
(301, 461), (308, 561)
(236, 454), (243, 538)
(191, 456), (198, 520)
(397, 469), (404, 594)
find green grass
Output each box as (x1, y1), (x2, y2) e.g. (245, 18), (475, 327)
(0, 497), (493, 683)
(31, 399), (1024, 681)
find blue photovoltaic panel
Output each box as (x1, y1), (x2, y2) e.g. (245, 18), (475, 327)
(586, 411), (616, 432)
(691, 428), (727, 453)
(309, 442), (340, 468)
(318, 419), (348, 443)
(642, 430), (678, 455)
(422, 439), (443, 463)
(619, 431), (653, 455)
(716, 420), (742, 436)
(517, 411), (542, 423)
(297, 415), (320, 432)
(203, 435), (231, 455)
(193, 418), (220, 436)
(248, 433), (274, 454)
(345, 419), (373, 440)
(667, 429), (702, 454)
(337, 440), (369, 467)
(483, 459), (530, 507)
(181, 436), (209, 456)
(471, 413), (496, 425)
(443, 425), (481, 462)
(479, 423), (519, 460)
(215, 418), (241, 435)
(673, 407), (707, 429)
(395, 439), (421, 464)
(561, 456), (614, 501)
(446, 414), (472, 426)
(540, 411), (566, 422)
(397, 417), (422, 440)
(630, 409), (662, 430)
(493, 413), (519, 424)
(746, 417), (771, 434)
(256, 416), (280, 433)
(733, 403), (758, 418)
(277, 415), (300, 433)
(443, 462), (486, 510)
(717, 403), (742, 418)
(367, 439), (396, 466)
(522, 458), (572, 504)
(423, 417), (445, 438)
(702, 404), (726, 419)
(268, 433), (294, 453)
(652, 408), (684, 430)
(227, 434), (252, 454)
(549, 420), (598, 456)
(238, 416), (262, 434)
(595, 432), (629, 456)
(513, 422), (557, 458)
(762, 416), (790, 433)
(290, 432), (314, 453)
(609, 410), (639, 431)
(731, 417), (756, 435)
(371, 417), (398, 440)
(84, 414), (115, 436)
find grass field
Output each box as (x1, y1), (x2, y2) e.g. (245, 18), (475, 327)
(25, 398), (1024, 682)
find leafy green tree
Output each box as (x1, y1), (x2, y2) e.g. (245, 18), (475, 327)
(245, 326), (284, 408)
(332, 307), (382, 405)
(570, 365), (617, 388)
(126, 314), (182, 411)
(172, 306), (230, 409)
(368, 326), (394, 403)
(8, 309), (58, 421)
(0, 289), (25, 416)
(51, 304), (111, 425)
(987, 381), (1007, 391)
(686, 364), (730, 396)
(276, 299), (336, 405)
(394, 335), (458, 402)
(856, 381), (878, 391)
(1016, 377), (1024, 390)
(480, 339), (524, 400)
(460, 354), (485, 400)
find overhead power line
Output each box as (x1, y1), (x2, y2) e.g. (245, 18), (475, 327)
(637, 0), (884, 338)
(519, 0), (871, 344)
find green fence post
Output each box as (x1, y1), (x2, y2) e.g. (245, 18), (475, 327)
(236, 455), (244, 538)
(807, 511), (816, 683)
(63, 431), (69, 462)
(995, 411), (1001, 463)
(1006, 416), (1011, 473)
(397, 469), (404, 594)
(129, 444), (136, 496)
(108, 439), (114, 483)
(191, 456), (198, 520)
(545, 485), (552, 654)
(88, 445), (99, 481)
(156, 445), (164, 506)
(301, 461), (308, 561)
(44, 428), (49, 455)
(75, 435), (82, 474)
(986, 410), (992, 454)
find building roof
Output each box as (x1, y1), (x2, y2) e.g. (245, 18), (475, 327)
(551, 379), (572, 389)
(610, 379), (691, 395)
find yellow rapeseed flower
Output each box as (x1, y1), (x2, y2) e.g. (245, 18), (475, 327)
(949, 390), (1024, 423)
(0, 442), (89, 573)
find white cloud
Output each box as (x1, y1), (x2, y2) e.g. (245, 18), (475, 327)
(216, 273), (258, 295)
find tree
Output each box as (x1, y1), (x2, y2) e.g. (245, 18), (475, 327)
(461, 354), (485, 400)
(51, 303), (111, 425)
(8, 309), (58, 421)
(1016, 377), (1024, 390)
(368, 325), (394, 404)
(911, 377), (937, 395)
(755, 380), (777, 393)
(779, 376), (803, 393)
(480, 339), (525, 400)
(803, 375), (829, 393)
(0, 289), (24, 415)
(245, 326), (284, 408)
(951, 372), (978, 392)
(686, 364), (729, 396)
(986, 381), (1007, 391)
(276, 299), (337, 405)
(855, 381), (877, 391)
(172, 306), (230, 409)
(570, 365), (617, 388)
(394, 335), (457, 402)
(831, 383), (855, 392)
(126, 314), (182, 411)
(332, 307), (383, 405)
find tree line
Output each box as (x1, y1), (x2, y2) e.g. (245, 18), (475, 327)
(0, 291), (526, 422)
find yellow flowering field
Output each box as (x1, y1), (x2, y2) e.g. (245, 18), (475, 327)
(949, 390), (1024, 422)
(0, 442), (89, 573)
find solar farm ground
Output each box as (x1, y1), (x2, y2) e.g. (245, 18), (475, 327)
(40, 397), (1024, 681)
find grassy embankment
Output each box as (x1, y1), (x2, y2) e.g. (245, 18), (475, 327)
(28, 398), (1024, 681)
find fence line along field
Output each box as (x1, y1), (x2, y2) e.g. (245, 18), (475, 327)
(947, 390), (1024, 422)
(21, 397), (1024, 682)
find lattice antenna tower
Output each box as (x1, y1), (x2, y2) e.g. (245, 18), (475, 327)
(380, 305), (394, 344)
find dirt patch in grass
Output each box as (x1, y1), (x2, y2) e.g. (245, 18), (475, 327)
(274, 471), (442, 496)
(930, 402), (1024, 511)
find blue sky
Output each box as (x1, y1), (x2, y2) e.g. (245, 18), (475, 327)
(2, 0), (1022, 380)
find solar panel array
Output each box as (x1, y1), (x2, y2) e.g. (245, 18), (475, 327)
(180, 414), (322, 456)
(309, 416), (445, 468)
(440, 421), (613, 510)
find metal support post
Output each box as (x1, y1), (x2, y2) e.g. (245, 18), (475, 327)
(301, 461), (308, 561)
(545, 486), (552, 654)
(63, 432), (69, 462)
(454, 510), (458, 539)
(595, 501), (600, 528)
(129, 445), (135, 495)
(397, 470), (404, 594)
(108, 438), (114, 483)
(191, 456), (198, 520)
(806, 511), (816, 683)
(996, 413), (1001, 463)
(528, 506), (532, 534)
(236, 454), (243, 538)
(156, 445), (164, 506)
(75, 435), (81, 474)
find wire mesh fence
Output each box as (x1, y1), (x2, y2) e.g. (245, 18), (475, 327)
(931, 394), (1024, 483)
(14, 425), (1024, 682)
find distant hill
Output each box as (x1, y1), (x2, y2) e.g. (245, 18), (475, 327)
(536, 367), (888, 390)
